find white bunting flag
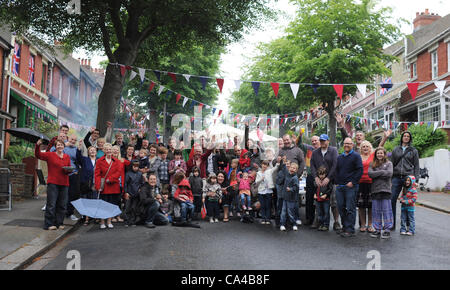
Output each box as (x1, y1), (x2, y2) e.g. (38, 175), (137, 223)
(290, 83), (300, 99)
(241, 115), (246, 124)
(138, 68), (146, 83)
(356, 84), (367, 98)
(434, 80), (446, 97)
(129, 70), (137, 81)
(433, 121), (439, 132)
(182, 97), (188, 107)
(257, 116), (262, 125)
(284, 117), (288, 124)
(158, 85), (165, 96)
(183, 74), (191, 82)
(296, 116), (300, 122)
(234, 80), (242, 91)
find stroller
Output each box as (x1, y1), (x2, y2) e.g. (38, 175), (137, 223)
(419, 167), (430, 192)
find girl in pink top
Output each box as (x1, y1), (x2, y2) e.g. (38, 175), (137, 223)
(358, 141), (375, 233)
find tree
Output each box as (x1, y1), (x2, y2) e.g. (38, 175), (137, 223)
(0, 0), (272, 135)
(230, 0), (403, 146)
(122, 43), (224, 142)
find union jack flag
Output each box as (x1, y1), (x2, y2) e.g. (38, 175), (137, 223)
(28, 54), (35, 87)
(380, 77), (392, 96)
(13, 42), (20, 76)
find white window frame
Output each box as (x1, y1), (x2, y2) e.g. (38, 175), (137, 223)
(370, 109), (384, 131)
(412, 62), (417, 79)
(418, 98), (441, 122)
(448, 42), (450, 73)
(431, 50), (438, 79)
(58, 74), (63, 99)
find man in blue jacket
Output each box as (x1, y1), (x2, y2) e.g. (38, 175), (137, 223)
(335, 138), (363, 237)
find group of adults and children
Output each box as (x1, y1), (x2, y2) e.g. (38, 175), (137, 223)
(35, 118), (420, 238)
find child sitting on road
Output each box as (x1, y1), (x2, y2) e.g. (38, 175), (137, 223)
(158, 192), (173, 223)
(314, 166), (333, 231)
(173, 178), (195, 222)
(399, 175), (418, 236)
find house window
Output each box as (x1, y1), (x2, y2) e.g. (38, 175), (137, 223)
(448, 42), (450, 73)
(419, 99), (441, 122)
(412, 62), (417, 78)
(58, 75), (63, 99)
(371, 109), (384, 130)
(431, 51), (438, 79)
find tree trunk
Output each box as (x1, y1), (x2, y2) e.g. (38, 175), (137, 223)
(95, 44), (138, 136)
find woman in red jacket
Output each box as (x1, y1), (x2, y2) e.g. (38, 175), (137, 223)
(35, 139), (71, 230)
(95, 143), (122, 229)
(112, 145), (130, 222)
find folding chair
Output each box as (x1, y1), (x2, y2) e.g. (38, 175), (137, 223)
(0, 168), (12, 211)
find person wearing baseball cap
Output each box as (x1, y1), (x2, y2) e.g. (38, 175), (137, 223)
(310, 132), (340, 231)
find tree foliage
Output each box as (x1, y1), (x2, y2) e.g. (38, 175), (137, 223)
(0, 0), (273, 135)
(230, 0), (403, 145)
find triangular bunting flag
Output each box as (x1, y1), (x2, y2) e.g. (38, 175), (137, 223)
(407, 82), (419, 101)
(356, 84), (367, 98)
(311, 83), (319, 94)
(212, 108), (216, 115)
(183, 74), (191, 82)
(198, 103), (204, 113)
(168, 72), (176, 83)
(199, 77), (208, 90)
(271, 83), (280, 97)
(138, 68), (146, 83)
(153, 70), (161, 81)
(234, 80), (242, 91)
(165, 90), (172, 100)
(176, 93), (181, 104)
(290, 83), (300, 99)
(158, 85), (165, 96)
(129, 70), (137, 81)
(434, 80), (446, 96)
(182, 97), (188, 107)
(148, 81), (155, 93)
(218, 110), (223, 117)
(433, 121), (439, 132)
(216, 78), (224, 93)
(252, 82), (260, 96)
(333, 84), (344, 100)
(120, 65), (126, 77)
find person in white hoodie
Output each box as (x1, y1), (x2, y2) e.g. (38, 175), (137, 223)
(255, 157), (281, 224)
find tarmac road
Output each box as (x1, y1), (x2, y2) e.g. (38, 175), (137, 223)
(34, 204), (450, 270)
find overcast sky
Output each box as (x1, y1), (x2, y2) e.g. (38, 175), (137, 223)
(74, 0), (450, 113)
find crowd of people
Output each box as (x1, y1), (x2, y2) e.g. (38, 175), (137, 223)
(35, 118), (420, 238)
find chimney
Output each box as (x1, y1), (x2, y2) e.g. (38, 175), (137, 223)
(413, 9), (441, 32)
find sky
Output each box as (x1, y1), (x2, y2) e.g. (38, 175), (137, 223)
(73, 0), (450, 113)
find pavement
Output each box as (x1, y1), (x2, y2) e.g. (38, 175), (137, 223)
(0, 195), (79, 270)
(0, 190), (448, 270)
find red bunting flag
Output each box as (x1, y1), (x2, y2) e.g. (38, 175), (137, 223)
(168, 72), (176, 83)
(333, 84), (344, 100)
(176, 93), (181, 104)
(271, 83), (280, 97)
(125, 65), (132, 70)
(407, 82), (419, 101)
(120, 65), (126, 77)
(216, 78), (224, 93)
(198, 103), (204, 113)
(218, 110), (223, 117)
(376, 120), (379, 127)
(148, 81), (155, 93)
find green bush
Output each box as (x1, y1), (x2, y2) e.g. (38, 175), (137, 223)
(5, 145), (35, 164)
(383, 125), (448, 158)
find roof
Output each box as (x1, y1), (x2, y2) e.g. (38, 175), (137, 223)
(81, 65), (103, 88)
(53, 47), (80, 80)
(407, 13), (450, 57)
(384, 39), (404, 56)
